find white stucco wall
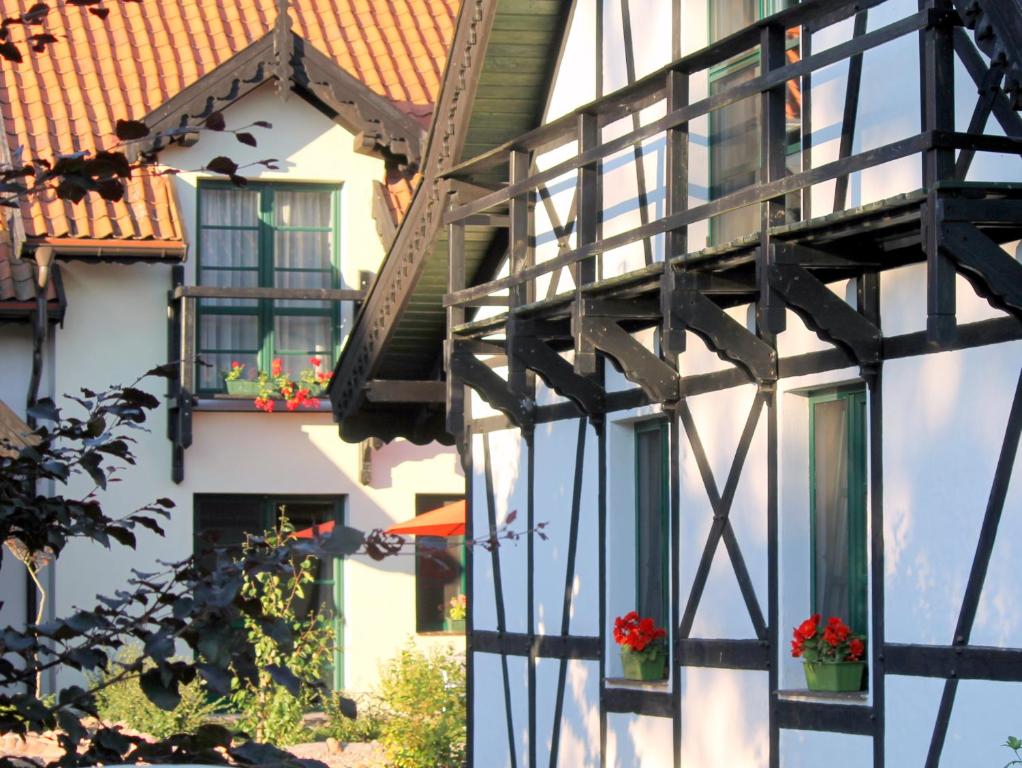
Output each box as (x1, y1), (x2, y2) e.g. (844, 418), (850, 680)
(0, 83), (463, 696)
(466, 0), (1022, 765)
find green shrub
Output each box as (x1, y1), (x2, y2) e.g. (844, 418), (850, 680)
(317, 691), (389, 743)
(91, 647), (221, 739)
(377, 644), (465, 768)
(230, 513), (335, 746)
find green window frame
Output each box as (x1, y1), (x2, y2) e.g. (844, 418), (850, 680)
(195, 180), (342, 394)
(193, 493), (346, 690)
(707, 0), (802, 245)
(414, 494), (466, 634)
(635, 420), (670, 629)
(808, 388), (867, 635)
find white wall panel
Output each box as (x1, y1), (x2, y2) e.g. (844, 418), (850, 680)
(681, 668), (769, 767)
(606, 712), (674, 768)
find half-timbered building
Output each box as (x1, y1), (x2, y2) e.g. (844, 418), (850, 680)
(332, 0), (1022, 764)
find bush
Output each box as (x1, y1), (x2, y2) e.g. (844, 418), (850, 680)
(312, 691), (389, 743)
(92, 647), (221, 739)
(230, 513), (335, 746)
(377, 644), (465, 768)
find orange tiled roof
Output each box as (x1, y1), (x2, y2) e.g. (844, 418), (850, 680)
(0, 0), (457, 244)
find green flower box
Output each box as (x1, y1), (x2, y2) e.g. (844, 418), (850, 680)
(225, 379), (262, 396)
(803, 661), (865, 692)
(620, 648), (667, 681)
(445, 618), (466, 633)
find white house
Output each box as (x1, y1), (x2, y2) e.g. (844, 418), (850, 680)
(0, 0), (466, 695)
(332, 0), (1022, 764)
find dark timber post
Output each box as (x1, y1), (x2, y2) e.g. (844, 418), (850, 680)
(446, 211), (466, 438)
(921, 0), (957, 344)
(758, 23), (788, 338)
(574, 112), (599, 375)
(661, 68), (689, 363)
(508, 149), (533, 401)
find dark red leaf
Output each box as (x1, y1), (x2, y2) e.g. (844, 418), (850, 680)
(204, 155), (238, 176)
(204, 111), (226, 131)
(252, 120), (272, 129)
(228, 174), (248, 187)
(235, 131), (257, 147)
(22, 3), (49, 24)
(88, 6), (109, 19)
(506, 509), (518, 525)
(114, 119), (150, 141)
(0, 40), (21, 62)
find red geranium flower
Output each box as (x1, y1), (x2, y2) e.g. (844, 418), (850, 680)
(309, 356), (321, 367)
(847, 638), (865, 661)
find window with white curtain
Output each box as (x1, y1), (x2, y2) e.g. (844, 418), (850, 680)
(196, 182), (340, 392)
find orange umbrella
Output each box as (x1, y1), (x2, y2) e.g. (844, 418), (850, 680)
(386, 500), (466, 537)
(292, 520), (336, 539)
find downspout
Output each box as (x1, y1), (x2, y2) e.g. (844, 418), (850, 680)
(23, 247), (53, 634)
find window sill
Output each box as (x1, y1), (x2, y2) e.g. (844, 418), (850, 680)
(193, 396), (333, 413)
(417, 631), (466, 638)
(604, 676), (670, 691)
(777, 689), (868, 705)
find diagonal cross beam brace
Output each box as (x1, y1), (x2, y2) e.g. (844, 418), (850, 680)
(677, 395), (767, 641)
(509, 327), (605, 416)
(577, 317), (679, 403)
(941, 222), (1022, 322)
(670, 275), (777, 383)
(449, 344), (534, 428)
(768, 254), (881, 365)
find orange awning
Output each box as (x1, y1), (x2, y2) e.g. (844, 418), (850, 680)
(386, 500), (465, 537)
(292, 499), (466, 540)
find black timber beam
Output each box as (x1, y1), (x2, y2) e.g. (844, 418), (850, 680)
(603, 688), (674, 719)
(577, 312), (679, 404)
(941, 222), (1022, 322)
(449, 343), (534, 429)
(775, 699), (874, 736)
(471, 630), (601, 660)
(886, 643), (1022, 682)
(768, 247), (882, 365)
(674, 638), (770, 670)
(510, 321), (605, 416)
(670, 272), (777, 383)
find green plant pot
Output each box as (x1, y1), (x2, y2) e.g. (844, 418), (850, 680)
(620, 649), (666, 681)
(225, 379), (262, 396)
(445, 618), (466, 633)
(803, 661), (865, 692)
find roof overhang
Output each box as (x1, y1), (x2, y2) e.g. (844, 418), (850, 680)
(138, 26), (426, 169)
(329, 0), (574, 445)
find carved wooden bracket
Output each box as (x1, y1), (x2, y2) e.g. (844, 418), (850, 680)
(767, 257), (881, 365)
(510, 320), (605, 415)
(670, 273), (776, 383)
(942, 222), (1022, 323)
(448, 343), (535, 428)
(576, 314), (679, 403)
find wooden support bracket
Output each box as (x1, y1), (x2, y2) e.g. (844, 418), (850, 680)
(577, 316), (679, 403)
(670, 274), (777, 383)
(510, 321), (605, 415)
(449, 342), (535, 428)
(942, 222), (1022, 322)
(767, 255), (882, 365)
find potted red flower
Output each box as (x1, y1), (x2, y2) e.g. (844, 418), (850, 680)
(790, 614), (866, 692)
(613, 611), (668, 681)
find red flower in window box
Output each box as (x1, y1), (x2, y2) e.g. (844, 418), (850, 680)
(613, 611), (668, 681)
(222, 356), (329, 412)
(791, 613), (867, 692)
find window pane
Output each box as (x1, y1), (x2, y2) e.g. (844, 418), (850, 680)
(276, 190), (333, 228)
(194, 496), (264, 567)
(198, 268), (259, 308)
(813, 398), (850, 622)
(710, 65), (761, 244)
(636, 424), (667, 629)
(415, 495), (465, 633)
(274, 315), (332, 353)
(710, 0), (757, 42)
(200, 188), (259, 227)
(200, 314), (259, 351)
(275, 230), (333, 271)
(200, 229), (258, 269)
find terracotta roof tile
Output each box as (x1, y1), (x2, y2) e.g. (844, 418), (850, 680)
(0, 0), (458, 246)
